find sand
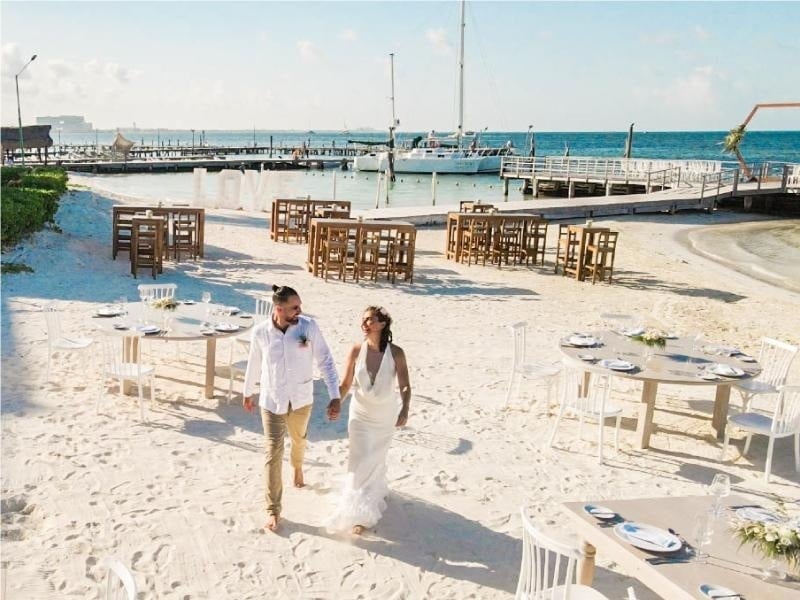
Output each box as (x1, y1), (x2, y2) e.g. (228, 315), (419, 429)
(2, 189), (798, 599)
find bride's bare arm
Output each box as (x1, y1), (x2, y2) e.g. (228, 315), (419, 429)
(392, 345), (411, 427)
(328, 344), (360, 421)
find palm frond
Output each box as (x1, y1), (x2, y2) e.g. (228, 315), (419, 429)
(722, 125), (746, 154)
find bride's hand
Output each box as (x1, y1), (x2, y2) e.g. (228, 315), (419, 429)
(395, 407), (408, 427)
(327, 398), (341, 421)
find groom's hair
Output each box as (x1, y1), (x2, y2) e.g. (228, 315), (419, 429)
(272, 284), (299, 305)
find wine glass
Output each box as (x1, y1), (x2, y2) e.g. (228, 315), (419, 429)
(709, 474), (731, 516)
(117, 295), (128, 316)
(691, 510), (715, 562)
(691, 332), (705, 367)
(201, 291), (212, 325)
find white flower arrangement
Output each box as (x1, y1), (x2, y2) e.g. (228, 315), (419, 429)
(732, 517), (800, 572)
(151, 297), (178, 310)
(632, 328), (667, 348)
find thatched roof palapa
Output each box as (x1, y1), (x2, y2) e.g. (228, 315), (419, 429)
(1, 125), (53, 151)
(111, 132), (135, 153)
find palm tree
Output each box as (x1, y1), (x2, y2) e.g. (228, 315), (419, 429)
(721, 124), (753, 181)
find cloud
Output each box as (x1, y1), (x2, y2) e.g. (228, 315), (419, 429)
(340, 29), (357, 42)
(104, 62), (130, 84)
(637, 65), (718, 113)
(1, 43), (36, 82)
(297, 40), (318, 62)
(693, 25), (710, 41)
(48, 59), (75, 78)
(425, 28), (452, 54)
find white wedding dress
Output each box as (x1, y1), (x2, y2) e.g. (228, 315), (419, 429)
(327, 342), (399, 531)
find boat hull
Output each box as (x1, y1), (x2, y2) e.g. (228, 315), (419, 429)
(353, 152), (504, 174)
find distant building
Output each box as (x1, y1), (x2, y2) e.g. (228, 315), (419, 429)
(36, 115), (93, 133)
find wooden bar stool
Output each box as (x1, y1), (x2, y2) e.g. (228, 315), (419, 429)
(130, 218), (165, 279)
(491, 217), (525, 268)
(172, 211), (199, 261)
(112, 209), (135, 260)
(459, 217), (490, 266)
(389, 229), (416, 283)
(555, 224), (579, 276)
(355, 228), (382, 282)
(523, 218), (549, 266)
(585, 231), (620, 284)
(321, 225), (351, 281)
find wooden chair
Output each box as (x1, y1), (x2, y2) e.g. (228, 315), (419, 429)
(355, 228), (383, 282)
(554, 224), (575, 275)
(389, 229), (416, 284)
(585, 230), (619, 284)
(284, 201), (309, 243)
(321, 225), (351, 281)
(112, 209), (135, 260)
(130, 218), (164, 279)
(459, 217), (490, 266)
(172, 211), (199, 261)
(491, 217), (525, 268)
(522, 218), (548, 266)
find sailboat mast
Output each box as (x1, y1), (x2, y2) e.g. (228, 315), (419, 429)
(390, 52), (397, 129)
(457, 0), (465, 149)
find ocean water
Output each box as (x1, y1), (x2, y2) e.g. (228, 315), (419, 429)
(61, 130), (800, 164)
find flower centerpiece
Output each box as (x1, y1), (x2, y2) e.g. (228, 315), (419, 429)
(631, 328), (667, 349)
(151, 297), (178, 311)
(732, 516), (800, 574)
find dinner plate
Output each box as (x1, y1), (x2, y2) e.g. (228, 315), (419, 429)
(566, 335), (599, 347)
(137, 325), (161, 334)
(735, 507), (782, 524)
(698, 584), (741, 599)
(709, 364), (746, 377)
(699, 373), (721, 381)
(96, 308), (121, 317)
(599, 358), (636, 371)
(578, 353), (596, 362)
(223, 306), (240, 315)
(113, 323), (129, 330)
(583, 504), (617, 520)
(613, 522), (682, 553)
(182, 300), (196, 305)
(737, 355), (757, 363)
(214, 323), (240, 332)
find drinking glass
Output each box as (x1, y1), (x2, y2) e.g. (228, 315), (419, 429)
(709, 474), (731, 516)
(117, 295), (128, 316)
(201, 291), (212, 326)
(691, 510), (715, 562)
(691, 332), (705, 366)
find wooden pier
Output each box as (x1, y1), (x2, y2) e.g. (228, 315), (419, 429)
(56, 156), (352, 174)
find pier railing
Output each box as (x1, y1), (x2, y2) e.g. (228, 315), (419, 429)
(500, 156), (736, 187)
(698, 163), (800, 204)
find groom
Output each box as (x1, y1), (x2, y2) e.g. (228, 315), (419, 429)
(243, 285), (340, 532)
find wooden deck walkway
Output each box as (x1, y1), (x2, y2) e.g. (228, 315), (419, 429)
(58, 156), (351, 174)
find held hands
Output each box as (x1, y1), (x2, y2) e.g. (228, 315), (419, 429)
(327, 398), (341, 421)
(396, 407), (409, 428)
(243, 395), (256, 413)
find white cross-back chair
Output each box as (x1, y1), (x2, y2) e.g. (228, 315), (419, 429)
(516, 508), (609, 600)
(136, 283), (177, 300)
(96, 330), (156, 422)
(549, 367), (622, 463)
(104, 558), (137, 600)
(227, 296), (271, 400)
(722, 384), (800, 483)
(734, 337), (798, 412)
(505, 322), (561, 411)
(43, 303), (94, 383)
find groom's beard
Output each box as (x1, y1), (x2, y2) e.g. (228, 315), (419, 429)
(288, 315), (300, 324)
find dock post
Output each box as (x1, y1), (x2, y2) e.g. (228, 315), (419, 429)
(502, 177), (509, 196)
(743, 196), (753, 211)
(522, 178), (532, 195)
(533, 178), (539, 198)
(568, 181), (575, 199)
(431, 172), (437, 205)
(605, 182), (612, 196)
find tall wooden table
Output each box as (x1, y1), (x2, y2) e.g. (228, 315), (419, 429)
(270, 199), (351, 242)
(113, 206), (206, 258)
(445, 212), (544, 262)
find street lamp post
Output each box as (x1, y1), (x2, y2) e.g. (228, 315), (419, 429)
(15, 54), (37, 167)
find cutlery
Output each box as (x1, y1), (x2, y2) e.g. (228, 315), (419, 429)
(646, 556), (691, 565)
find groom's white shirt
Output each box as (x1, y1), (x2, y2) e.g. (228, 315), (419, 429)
(243, 315), (340, 414)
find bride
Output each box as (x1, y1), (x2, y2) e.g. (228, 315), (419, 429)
(326, 306), (411, 535)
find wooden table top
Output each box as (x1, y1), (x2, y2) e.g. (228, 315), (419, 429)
(563, 494), (800, 599)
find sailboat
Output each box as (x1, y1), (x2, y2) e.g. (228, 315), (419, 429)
(353, 0), (517, 175)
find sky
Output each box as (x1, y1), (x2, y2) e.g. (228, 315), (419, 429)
(2, 1), (799, 132)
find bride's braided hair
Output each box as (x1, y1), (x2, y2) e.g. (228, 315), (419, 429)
(366, 305), (393, 352)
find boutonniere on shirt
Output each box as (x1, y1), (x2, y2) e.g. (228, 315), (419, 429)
(297, 331), (309, 348)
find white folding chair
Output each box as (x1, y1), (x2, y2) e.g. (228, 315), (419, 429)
(96, 330), (156, 422)
(722, 385), (800, 483)
(734, 337), (798, 412)
(254, 296), (272, 323)
(549, 367), (622, 463)
(105, 558), (137, 600)
(43, 303), (94, 382)
(505, 322), (561, 411)
(516, 508), (608, 600)
(136, 283), (177, 300)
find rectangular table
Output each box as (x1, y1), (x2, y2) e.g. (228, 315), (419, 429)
(113, 206), (206, 258)
(563, 494), (800, 599)
(306, 218), (416, 281)
(445, 212), (545, 263)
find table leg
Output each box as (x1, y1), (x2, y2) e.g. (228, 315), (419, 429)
(636, 380), (658, 449)
(205, 337), (217, 399)
(577, 540), (596, 585)
(712, 384), (732, 440)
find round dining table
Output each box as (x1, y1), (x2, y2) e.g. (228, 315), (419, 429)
(93, 301), (255, 399)
(559, 330), (762, 449)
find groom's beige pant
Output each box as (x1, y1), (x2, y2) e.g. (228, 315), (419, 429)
(261, 404), (312, 517)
